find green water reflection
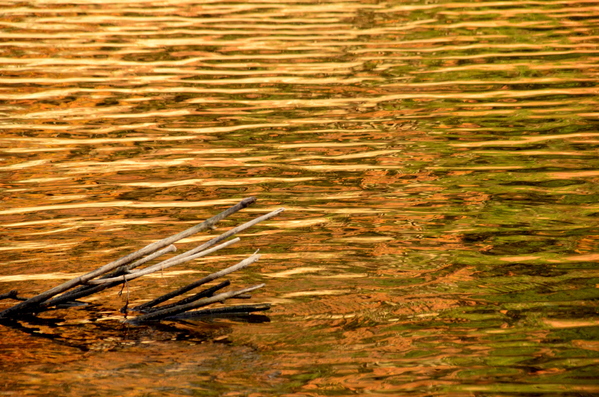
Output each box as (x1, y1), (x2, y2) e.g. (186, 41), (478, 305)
(1, 0), (599, 395)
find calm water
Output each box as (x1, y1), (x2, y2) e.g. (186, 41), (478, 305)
(1, 0), (599, 395)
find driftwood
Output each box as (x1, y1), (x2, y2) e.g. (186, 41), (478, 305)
(0, 197), (283, 324)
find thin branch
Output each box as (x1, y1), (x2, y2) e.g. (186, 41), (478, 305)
(163, 303), (271, 321)
(87, 238), (240, 285)
(132, 254), (261, 312)
(0, 197), (257, 318)
(0, 290), (25, 301)
(131, 207), (283, 277)
(87, 207), (282, 287)
(122, 244), (178, 272)
(187, 208), (284, 257)
(140, 280), (231, 313)
(128, 283), (265, 324)
(44, 244), (178, 308)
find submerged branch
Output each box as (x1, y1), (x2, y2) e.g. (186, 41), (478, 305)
(163, 303), (271, 321)
(0, 290), (25, 301)
(140, 280), (231, 313)
(132, 254), (261, 312)
(0, 197), (282, 329)
(128, 283), (266, 324)
(0, 197), (257, 319)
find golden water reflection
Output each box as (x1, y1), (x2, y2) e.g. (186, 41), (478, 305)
(1, 0), (599, 395)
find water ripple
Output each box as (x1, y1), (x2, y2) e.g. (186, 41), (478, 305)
(1, 0), (599, 395)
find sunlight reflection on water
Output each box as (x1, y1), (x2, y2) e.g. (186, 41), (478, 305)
(1, 0), (599, 395)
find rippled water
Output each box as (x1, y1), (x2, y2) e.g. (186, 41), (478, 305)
(1, 0), (599, 395)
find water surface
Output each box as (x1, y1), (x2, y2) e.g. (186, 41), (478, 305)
(1, 0), (599, 395)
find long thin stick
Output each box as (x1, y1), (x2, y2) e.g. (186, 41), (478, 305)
(87, 238), (240, 285)
(133, 254), (261, 312)
(45, 244), (178, 308)
(186, 208), (284, 257)
(0, 197), (257, 319)
(121, 244), (178, 273)
(163, 303), (271, 321)
(141, 280), (231, 313)
(128, 284), (265, 323)
(135, 207), (284, 275)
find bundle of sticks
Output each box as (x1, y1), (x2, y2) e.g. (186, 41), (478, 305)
(0, 197), (283, 324)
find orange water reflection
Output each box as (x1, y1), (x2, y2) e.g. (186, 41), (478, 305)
(2, 0), (599, 395)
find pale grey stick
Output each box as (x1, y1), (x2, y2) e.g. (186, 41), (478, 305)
(128, 283), (265, 323)
(165, 208), (283, 261)
(133, 254), (261, 312)
(112, 207), (282, 281)
(0, 197), (257, 318)
(126, 209), (284, 312)
(123, 244), (178, 272)
(87, 238), (241, 285)
(160, 207), (284, 270)
(43, 244), (178, 308)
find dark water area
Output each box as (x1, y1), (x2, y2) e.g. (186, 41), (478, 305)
(1, 0), (599, 395)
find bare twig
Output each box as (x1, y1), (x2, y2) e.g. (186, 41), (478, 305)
(133, 254), (261, 312)
(1, 197), (282, 328)
(122, 244), (178, 272)
(189, 208), (284, 256)
(0, 290), (25, 301)
(130, 207), (283, 279)
(128, 283), (265, 324)
(163, 303), (271, 321)
(140, 280), (231, 313)
(44, 244), (178, 308)
(0, 197), (257, 319)
(87, 238), (241, 285)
